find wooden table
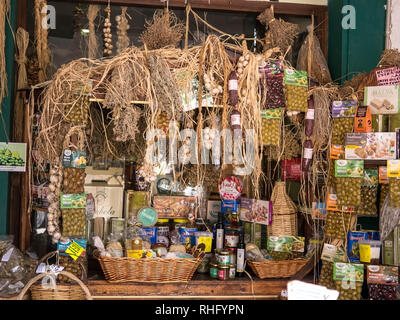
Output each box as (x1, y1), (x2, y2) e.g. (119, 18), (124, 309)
(87, 274), (292, 300)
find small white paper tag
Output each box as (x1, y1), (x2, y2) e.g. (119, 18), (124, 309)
(47, 264), (64, 276)
(36, 262), (46, 274)
(11, 265), (20, 273)
(287, 280), (339, 300)
(1, 248), (14, 262)
(8, 281), (24, 290)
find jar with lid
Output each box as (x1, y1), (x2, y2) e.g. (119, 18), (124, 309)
(209, 261), (219, 279)
(227, 247), (237, 265)
(225, 228), (240, 248)
(218, 265), (230, 280)
(217, 249), (230, 265)
(229, 264), (236, 279)
(156, 219), (170, 247)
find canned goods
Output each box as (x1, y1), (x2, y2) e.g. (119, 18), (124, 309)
(229, 264), (236, 279)
(209, 262), (218, 278)
(218, 265), (230, 280)
(217, 250), (230, 265)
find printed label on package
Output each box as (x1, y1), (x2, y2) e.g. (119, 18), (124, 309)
(330, 145), (345, 160)
(331, 101), (357, 118)
(57, 238), (87, 257)
(259, 59), (283, 77)
(364, 85), (400, 115)
(261, 108), (282, 119)
(65, 241), (85, 260)
(362, 169), (379, 186)
(333, 263), (364, 282)
(366, 265), (399, 285)
(311, 202), (327, 220)
(376, 67), (400, 86)
(62, 149), (87, 168)
(335, 160), (364, 178)
(387, 160), (400, 178)
(267, 236), (305, 253)
(284, 69), (308, 87)
(321, 243), (346, 263)
(60, 193), (87, 209)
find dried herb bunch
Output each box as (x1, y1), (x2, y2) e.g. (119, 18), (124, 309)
(147, 53), (183, 119)
(257, 7), (299, 54)
(112, 105), (142, 142)
(139, 9), (184, 50)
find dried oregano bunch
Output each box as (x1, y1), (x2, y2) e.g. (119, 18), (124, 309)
(139, 9), (184, 50)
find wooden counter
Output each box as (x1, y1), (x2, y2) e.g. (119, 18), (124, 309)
(87, 274), (290, 300)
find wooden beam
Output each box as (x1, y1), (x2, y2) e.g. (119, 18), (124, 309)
(51, 0), (327, 15)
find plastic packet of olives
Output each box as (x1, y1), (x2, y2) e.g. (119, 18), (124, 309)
(0, 242), (27, 281)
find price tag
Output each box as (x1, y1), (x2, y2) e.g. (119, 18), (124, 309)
(65, 241), (85, 260)
(1, 247), (14, 262)
(387, 160), (400, 178)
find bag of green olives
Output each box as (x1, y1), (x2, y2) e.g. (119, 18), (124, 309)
(389, 177), (400, 208)
(357, 170), (378, 216)
(284, 69), (308, 112)
(261, 109), (281, 146)
(61, 208), (86, 237)
(333, 262), (364, 300)
(325, 211), (353, 240)
(334, 160), (363, 207)
(65, 95), (90, 125)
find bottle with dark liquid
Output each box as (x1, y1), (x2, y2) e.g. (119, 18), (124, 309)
(216, 211), (225, 250)
(236, 231), (245, 277)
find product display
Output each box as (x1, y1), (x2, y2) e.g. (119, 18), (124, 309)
(10, 4), (400, 300)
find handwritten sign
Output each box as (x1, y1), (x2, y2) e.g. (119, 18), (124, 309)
(65, 241), (85, 260)
(376, 67), (400, 86)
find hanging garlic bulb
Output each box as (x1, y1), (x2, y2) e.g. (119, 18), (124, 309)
(116, 7), (130, 54)
(47, 161), (63, 243)
(203, 72), (223, 97)
(103, 6), (113, 56)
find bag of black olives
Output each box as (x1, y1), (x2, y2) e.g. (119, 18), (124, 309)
(366, 265), (398, 300)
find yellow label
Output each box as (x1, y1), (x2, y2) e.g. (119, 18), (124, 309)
(65, 242), (84, 261)
(127, 250), (143, 259)
(387, 160), (400, 178)
(198, 237), (212, 253)
(359, 244), (371, 263)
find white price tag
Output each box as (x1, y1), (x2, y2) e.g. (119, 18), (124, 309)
(36, 262), (46, 274)
(47, 264), (64, 276)
(1, 247), (14, 262)
(287, 280), (339, 300)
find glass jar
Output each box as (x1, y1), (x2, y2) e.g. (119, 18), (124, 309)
(209, 261), (218, 279)
(227, 247), (237, 265)
(217, 250), (230, 265)
(156, 219), (170, 247)
(225, 228), (240, 248)
(229, 264), (236, 279)
(218, 265), (230, 280)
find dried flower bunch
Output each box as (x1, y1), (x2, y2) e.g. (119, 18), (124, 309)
(139, 9), (185, 50)
(257, 7), (299, 54)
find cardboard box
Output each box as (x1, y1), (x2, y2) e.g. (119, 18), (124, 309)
(153, 196), (197, 219)
(207, 200), (221, 224)
(240, 198), (272, 225)
(85, 180), (124, 237)
(364, 85), (400, 114)
(345, 133), (397, 160)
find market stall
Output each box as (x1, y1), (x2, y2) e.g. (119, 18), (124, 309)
(0, 0), (399, 301)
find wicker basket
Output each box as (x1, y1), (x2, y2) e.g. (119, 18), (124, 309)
(248, 259), (308, 279)
(269, 181), (298, 236)
(95, 250), (204, 283)
(17, 270), (92, 300)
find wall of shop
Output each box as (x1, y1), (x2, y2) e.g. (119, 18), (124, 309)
(0, 1), (16, 235)
(386, 0), (400, 49)
(328, 0), (387, 84)
(279, 0), (327, 4)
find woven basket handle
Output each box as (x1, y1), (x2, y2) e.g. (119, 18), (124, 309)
(16, 271), (93, 300)
(38, 250), (88, 284)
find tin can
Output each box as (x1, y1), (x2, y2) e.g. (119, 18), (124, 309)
(218, 265), (230, 280)
(209, 262), (218, 278)
(217, 250), (230, 265)
(229, 264), (236, 279)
